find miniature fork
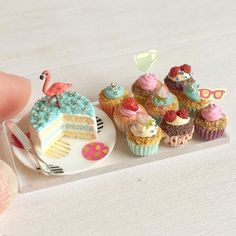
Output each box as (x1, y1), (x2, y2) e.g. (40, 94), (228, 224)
(5, 121), (64, 176)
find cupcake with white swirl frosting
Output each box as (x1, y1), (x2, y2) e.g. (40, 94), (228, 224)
(127, 113), (163, 156)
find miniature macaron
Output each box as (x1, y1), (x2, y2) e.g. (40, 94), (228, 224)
(164, 64), (209, 117)
(160, 108), (194, 147)
(145, 83), (179, 124)
(127, 113), (162, 156)
(98, 83), (129, 117)
(194, 104), (227, 141)
(113, 97), (147, 133)
(131, 73), (162, 105)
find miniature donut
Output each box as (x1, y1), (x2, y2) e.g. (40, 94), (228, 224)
(82, 142), (109, 160)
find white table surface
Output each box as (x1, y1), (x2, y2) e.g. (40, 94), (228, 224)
(0, 0), (236, 235)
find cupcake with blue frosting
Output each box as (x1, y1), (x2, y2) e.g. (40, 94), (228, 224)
(127, 113), (162, 156)
(164, 64), (209, 117)
(145, 83), (179, 124)
(99, 83), (128, 117)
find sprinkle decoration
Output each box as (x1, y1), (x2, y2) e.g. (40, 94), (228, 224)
(82, 142), (109, 161)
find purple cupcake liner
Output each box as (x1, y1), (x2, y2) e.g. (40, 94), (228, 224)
(195, 125), (225, 141)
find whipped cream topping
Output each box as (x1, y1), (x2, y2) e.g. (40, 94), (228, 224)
(166, 116), (190, 126)
(130, 113), (158, 137)
(168, 71), (192, 82)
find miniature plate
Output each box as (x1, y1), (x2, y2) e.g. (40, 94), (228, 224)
(11, 107), (116, 175)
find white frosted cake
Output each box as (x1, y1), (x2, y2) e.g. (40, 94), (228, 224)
(29, 91), (97, 154)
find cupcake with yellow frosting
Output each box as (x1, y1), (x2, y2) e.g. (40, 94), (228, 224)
(127, 113), (162, 156)
(160, 108), (194, 147)
(145, 83), (179, 124)
(194, 104), (227, 140)
(164, 64), (209, 117)
(98, 83), (129, 117)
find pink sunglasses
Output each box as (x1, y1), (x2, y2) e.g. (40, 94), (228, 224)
(198, 88), (226, 100)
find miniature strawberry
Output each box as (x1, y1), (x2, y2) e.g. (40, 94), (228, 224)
(164, 110), (177, 122)
(122, 97), (139, 111)
(180, 64), (191, 73)
(168, 66), (180, 77)
(176, 108), (189, 119)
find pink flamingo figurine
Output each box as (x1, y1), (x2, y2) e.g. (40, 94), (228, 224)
(39, 70), (72, 108)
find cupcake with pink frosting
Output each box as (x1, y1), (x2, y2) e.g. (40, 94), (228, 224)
(194, 104), (227, 141)
(131, 73), (162, 105)
(113, 97), (147, 133)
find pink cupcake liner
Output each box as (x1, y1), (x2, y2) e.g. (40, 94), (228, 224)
(163, 128), (194, 147)
(195, 125), (225, 141)
(113, 116), (132, 133)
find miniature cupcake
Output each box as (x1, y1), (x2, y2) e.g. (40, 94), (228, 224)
(145, 83), (179, 124)
(113, 97), (147, 133)
(164, 64), (209, 117)
(98, 83), (128, 117)
(194, 104), (227, 140)
(132, 50), (161, 105)
(160, 108), (194, 147)
(132, 74), (162, 105)
(127, 113), (162, 156)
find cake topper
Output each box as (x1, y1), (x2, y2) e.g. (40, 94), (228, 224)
(134, 50), (158, 73)
(155, 83), (169, 99)
(110, 83), (118, 95)
(198, 88), (227, 100)
(39, 70), (72, 108)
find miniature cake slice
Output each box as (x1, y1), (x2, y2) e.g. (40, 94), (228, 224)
(29, 70), (97, 155)
(29, 91), (97, 154)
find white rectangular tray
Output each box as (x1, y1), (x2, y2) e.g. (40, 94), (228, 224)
(0, 112), (230, 193)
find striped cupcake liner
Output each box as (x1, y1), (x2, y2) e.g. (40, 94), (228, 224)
(195, 125), (225, 141)
(127, 139), (160, 156)
(163, 128), (194, 147)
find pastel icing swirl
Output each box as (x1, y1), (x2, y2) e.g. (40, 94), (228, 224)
(138, 74), (157, 91)
(119, 105), (140, 117)
(201, 104), (223, 121)
(151, 93), (174, 106)
(104, 84), (125, 99)
(130, 114), (158, 137)
(183, 82), (200, 101)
